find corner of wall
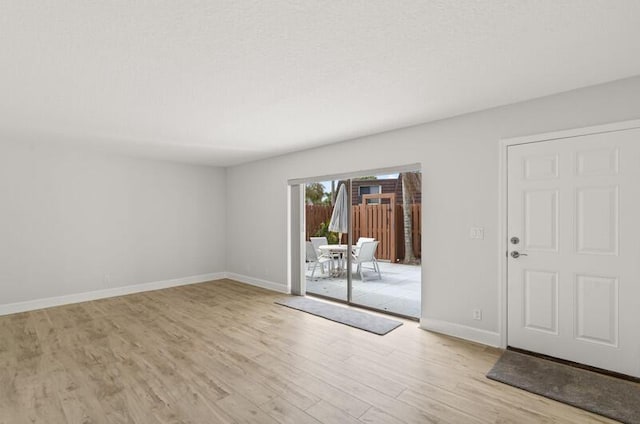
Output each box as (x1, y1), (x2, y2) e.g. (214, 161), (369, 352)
(224, 272), (290, 294)
(222, 166), (229, 274)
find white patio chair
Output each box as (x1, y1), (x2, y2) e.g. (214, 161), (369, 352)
(353, 237), (375, 256)
(310, 236), (328, 256)
(352, 240), (381, 281)
(306, 241), (332, 278)
(311, 236), (343, 266)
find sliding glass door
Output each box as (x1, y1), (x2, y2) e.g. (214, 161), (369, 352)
(304, 179), (350, 302)
(303, 171), (421, 319)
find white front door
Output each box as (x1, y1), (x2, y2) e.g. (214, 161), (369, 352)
(507, 128), (640, 377)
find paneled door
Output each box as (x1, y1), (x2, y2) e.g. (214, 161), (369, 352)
(507, 128), (640, 377)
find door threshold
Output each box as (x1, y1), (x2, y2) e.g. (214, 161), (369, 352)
(305, 292), (419, 322)
(507, 347), (640, 383)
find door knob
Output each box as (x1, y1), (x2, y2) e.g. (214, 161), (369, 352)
(511, 251), (528, 259)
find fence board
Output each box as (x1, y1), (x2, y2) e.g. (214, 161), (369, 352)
(305, 205), (332, 240)
(305, 203), (421, 261)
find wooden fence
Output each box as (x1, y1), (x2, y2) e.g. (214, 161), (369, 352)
(305, 203), (421, 261)
(395, 203), (421, 262)
(305, 205), (332, 241)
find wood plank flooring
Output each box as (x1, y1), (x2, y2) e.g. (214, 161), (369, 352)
(0, 279), (615, 423)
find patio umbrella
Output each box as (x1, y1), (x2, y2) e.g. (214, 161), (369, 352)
(328, 182), (349, 242)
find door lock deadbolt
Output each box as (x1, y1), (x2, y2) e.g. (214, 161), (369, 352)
(510, 237), (520, 245)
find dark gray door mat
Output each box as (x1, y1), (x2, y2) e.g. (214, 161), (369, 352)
(275, 296), (402, 335)
(487, 350), (640, 423)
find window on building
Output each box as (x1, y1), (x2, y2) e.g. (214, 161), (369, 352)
(359, 185), (381, 203)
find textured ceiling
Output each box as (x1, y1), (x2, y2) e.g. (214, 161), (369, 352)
(1, 1), (640, 166)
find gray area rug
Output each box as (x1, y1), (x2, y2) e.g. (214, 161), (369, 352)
(275, 296), (402, 335)
(487, 350), (640, 424)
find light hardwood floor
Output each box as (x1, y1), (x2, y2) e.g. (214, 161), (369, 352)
(0, 279), (615, 423)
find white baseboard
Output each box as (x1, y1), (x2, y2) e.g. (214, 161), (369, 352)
(420, 318), (501, 347)
(225, 272), (289, 294)
(0, 272), (226, 316)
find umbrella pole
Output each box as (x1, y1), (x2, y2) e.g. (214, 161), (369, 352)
(337, 232), (345, 274)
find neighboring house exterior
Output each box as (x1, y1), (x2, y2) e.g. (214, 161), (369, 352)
(348, 177), (422, 205)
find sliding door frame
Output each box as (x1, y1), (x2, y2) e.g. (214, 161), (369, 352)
(288, 163), (421, 320)
(288, 184), (305, 295)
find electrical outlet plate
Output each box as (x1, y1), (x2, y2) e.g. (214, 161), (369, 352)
(472, 309), (482, 320)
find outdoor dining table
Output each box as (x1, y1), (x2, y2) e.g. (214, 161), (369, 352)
(318, 244), (349, 277)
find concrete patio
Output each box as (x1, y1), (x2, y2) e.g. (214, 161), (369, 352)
(305, 261), (421, 318)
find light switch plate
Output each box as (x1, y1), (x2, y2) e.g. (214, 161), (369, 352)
(470, 227), (484, 240)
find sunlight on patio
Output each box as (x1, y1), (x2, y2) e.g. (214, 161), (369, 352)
(305, 261), (421, 318)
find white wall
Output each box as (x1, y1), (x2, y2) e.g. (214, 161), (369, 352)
(3, 76), (639, 343)
(226, 75), (640, 343)
(0, 141), (226, 308)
